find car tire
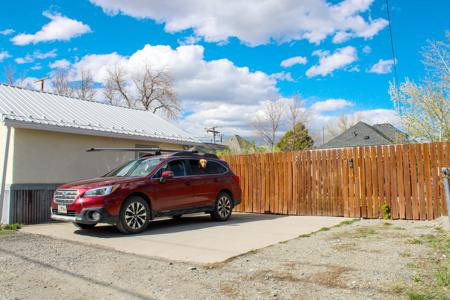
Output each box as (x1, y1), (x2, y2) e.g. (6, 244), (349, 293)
(211, 192), (233, 221)
(74, 222), (97, 230)
(116, 196), (151, 234)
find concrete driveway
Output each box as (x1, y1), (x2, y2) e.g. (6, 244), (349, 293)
(21, 213), (350, 264)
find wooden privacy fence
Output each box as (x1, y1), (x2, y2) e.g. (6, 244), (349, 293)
(222, 142), (450, 220)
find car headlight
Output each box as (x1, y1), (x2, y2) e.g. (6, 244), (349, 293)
(84, 185), (119, 197)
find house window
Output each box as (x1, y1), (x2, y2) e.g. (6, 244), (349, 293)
(135, 144), (158, 158)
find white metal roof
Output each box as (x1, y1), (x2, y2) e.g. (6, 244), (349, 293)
(0, 84), (200, 145)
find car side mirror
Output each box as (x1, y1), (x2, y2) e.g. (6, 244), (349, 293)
(160, 170), (174, 183)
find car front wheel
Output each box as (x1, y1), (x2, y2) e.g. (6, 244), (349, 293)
(211, 192), (233, 221)
(116, 196), (150, 234)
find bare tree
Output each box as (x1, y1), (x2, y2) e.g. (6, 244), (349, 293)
(3, 64), (27, 87)
(4, 64), (15, 85)
(390, 34), (449, 142)
(52, 70), (74, 97)
(286, 96), (309, 151)
(103, 64), (180, 118)
(74, 70), (96, 101)
(104, 65), (132, 107)
(252, 101), (284, 152)
(325, 113), (362, 139)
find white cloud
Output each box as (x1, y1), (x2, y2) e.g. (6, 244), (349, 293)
(362, 45), (372, 54)
(71, 44), (278, 105)
(14, 49), (58, 64)
(15, 56), (33, 64)
(332, 31), (352, 43)
(90, 0), (387, 46)
(61, 43), (395, 142)
(270, 71), (294, 82)
(0, 51), (11, 61)
(311, 98), (354, 112)
(306, 46), (357, 77)
(33, 49), (57, 59)
(10, 11), (91, 45)
(31, 63), (42, 71)
(49, 59), (71, 69)
(0, 29), (14, 36)
(368, 58), (395, 74)
(280, 56), (307, 68)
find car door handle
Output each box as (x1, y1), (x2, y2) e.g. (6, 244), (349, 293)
(213, 178), (218, 183)
(185, 181), (191, 186)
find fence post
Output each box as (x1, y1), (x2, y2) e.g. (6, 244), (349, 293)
(442, 168), (450, 223)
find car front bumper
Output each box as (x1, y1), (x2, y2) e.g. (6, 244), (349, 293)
(51, 207), (116, 224)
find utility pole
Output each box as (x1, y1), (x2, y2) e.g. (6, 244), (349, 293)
(34, 77), (48, 92)
(206, 126), (220, 144)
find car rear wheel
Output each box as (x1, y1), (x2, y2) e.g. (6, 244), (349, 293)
(116, 196), (150, 234)
(211, 192), (233, 221)
(74, 222), (97, 230)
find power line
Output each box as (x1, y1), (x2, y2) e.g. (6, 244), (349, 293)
(385, 0), (399, 88)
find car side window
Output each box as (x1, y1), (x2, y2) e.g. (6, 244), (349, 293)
(153, 159), (187, 178)
(188, 159), (226, 175)
(188, 159), (207, 176)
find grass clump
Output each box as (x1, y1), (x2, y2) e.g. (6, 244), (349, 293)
(0, 223), (22, 235)
(404, 231), (450, 299)
(401, 251), (412, 258)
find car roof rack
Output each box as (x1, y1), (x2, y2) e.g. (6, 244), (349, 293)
(86, 147), (219, 159)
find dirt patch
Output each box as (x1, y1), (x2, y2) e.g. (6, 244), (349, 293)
(304, 265), (352, 288)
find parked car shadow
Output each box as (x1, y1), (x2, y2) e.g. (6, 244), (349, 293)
(74, 213), (286, 238)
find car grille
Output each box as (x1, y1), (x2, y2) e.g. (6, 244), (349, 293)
(52, 209), (78, 217)
(54, 189), (78, 204)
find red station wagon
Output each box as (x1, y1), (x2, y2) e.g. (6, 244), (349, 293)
(51, 149), (241, 234)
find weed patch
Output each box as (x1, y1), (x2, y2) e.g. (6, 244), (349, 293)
(0, 223), (22, 235)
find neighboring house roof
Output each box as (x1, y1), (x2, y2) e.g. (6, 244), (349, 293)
(319, 121), (409, 149)
(372, 123), (409, 144)
(193, 142), (229, 154)
(0, 84), (200, 145)
(224, 135), (245, 153)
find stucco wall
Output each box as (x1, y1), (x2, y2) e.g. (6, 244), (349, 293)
(0, 124), (14, 185)
(11, 128), (185, 184)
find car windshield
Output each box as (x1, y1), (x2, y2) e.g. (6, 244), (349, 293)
(103, 158), (163, 177)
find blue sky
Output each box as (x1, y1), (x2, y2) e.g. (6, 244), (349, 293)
(0, 0), (448, 142)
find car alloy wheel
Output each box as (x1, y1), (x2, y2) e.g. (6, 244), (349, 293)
(217, 195), (232, 219)
(125, 201), (147, 230)
(211, 192), (233, 221)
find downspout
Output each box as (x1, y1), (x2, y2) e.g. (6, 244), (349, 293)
(0, 124), (11, 224)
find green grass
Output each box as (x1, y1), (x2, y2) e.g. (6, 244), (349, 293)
(338, 219), (357, 226)
(404, 231), (450, 299)
(0, 223), (22, 235)
(318, 227), (330, 232)
(401, 251), (412, 258)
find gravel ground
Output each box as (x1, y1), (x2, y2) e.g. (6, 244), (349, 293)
(0, 218), (448, 300)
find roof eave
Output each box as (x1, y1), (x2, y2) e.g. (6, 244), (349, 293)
(3, 119), (202, 146)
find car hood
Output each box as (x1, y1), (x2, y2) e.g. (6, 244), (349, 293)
(58, 176), (141, 190)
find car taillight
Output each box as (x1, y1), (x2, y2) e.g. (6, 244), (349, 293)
(233, 175), (240, 184)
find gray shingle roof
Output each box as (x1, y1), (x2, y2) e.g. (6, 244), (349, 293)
(319, 121), (408, 149)
(0, 84), (200, 145)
